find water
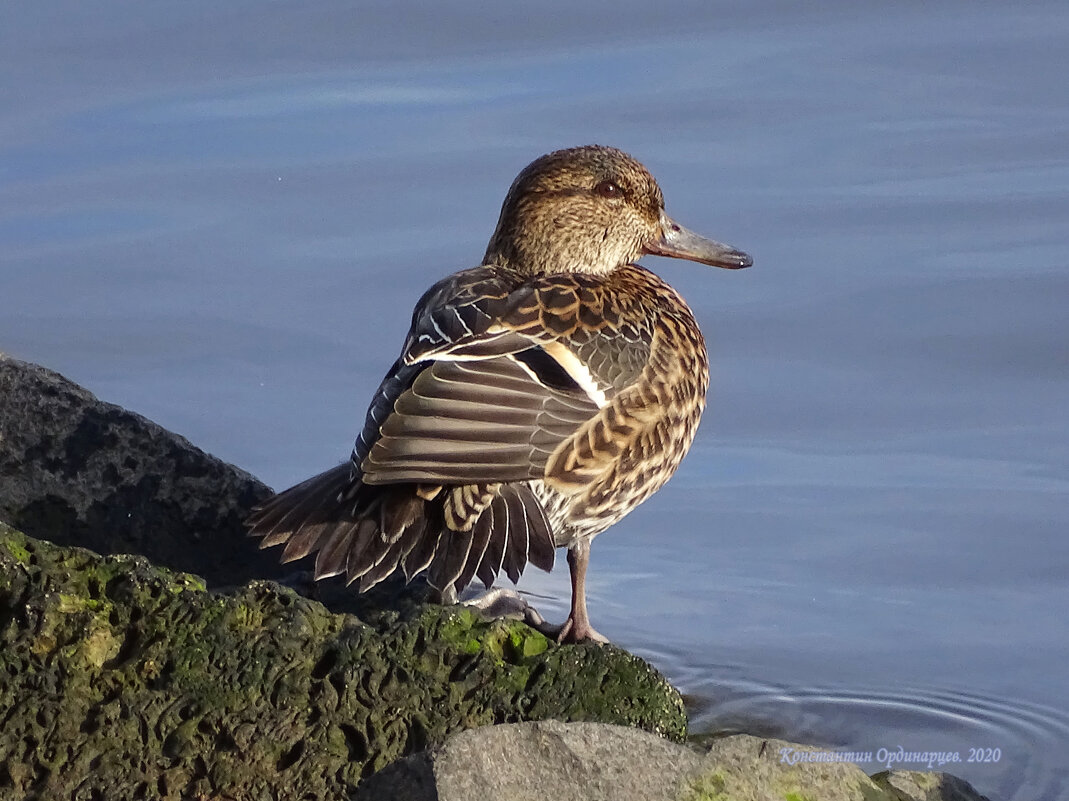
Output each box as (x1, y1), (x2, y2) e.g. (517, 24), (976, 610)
(2, 3), (1067, 799)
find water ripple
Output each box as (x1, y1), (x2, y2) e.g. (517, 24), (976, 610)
(672, 670), (1069, 801)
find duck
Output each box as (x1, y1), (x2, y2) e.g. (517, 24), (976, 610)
(247, 144), (751, 643)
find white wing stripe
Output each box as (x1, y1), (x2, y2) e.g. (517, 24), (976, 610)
(538, 342), (609, 409)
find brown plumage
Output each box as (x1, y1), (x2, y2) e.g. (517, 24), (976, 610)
(247, 144), (751, 643)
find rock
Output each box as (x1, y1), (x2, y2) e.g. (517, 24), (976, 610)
(354, 722), (992, 801)
(0, 353), (281, 588)
(0, 354), (994, 801)
(354, 720), (701, 801)
(0, 353), (441, 618)
(699, 736), (990, 801)
(0, 525), (686, 800)
(872, 770), (992, 801)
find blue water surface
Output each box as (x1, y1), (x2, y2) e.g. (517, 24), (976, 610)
(2, 3), (1067, 798)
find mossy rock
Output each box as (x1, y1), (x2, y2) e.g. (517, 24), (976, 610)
(0, 525), (685, 800)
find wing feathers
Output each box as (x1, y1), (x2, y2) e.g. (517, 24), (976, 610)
(247, 267), (663, 597)
(363, 354), (599, 486)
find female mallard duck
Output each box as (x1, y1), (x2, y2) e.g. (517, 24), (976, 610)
(247, 145), (751, 643)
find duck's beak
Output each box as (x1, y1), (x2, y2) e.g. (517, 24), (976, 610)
(645, 212), (752, 269)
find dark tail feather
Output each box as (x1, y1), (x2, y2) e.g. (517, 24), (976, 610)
(475, 553), (496, 590)
(247, 467), (557, 595)
(477, 506), (507, 587)
(282, 522), (329, 564)
(367, 517), (427, 589)
(402, 523), (442, 581)
(357, 534), (406, 591)
(345, 519), (381, 583)
(393, 516), (428, 572)
(350, 492), (428, 591)
(501, 491), (529, 584)
(335, 488), (414, 584)
(247, 464), (353, 543)
(313, 522), (355, 579)
(515, 486), (555, 573)
(472, 484), (555, 589)
(429, 527), (474, 591)
(247, 464), (365, 575)
(455, 503), (495, 591)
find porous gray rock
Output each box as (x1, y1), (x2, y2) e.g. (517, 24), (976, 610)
(0, 353), (282, 587)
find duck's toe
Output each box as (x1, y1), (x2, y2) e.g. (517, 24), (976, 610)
(460, 588), (608, 643)
(550, 615), (610, 645)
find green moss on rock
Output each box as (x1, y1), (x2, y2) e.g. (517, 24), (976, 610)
(0, 525), (685, 799)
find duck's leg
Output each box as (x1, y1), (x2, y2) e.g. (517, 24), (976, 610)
(552, 540), (608, 643)
(460, 541), (607, 644)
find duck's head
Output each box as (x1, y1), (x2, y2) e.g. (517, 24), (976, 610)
(484, 144), (752, 276)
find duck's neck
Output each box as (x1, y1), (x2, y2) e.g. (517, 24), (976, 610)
(484, 229), (636, 277)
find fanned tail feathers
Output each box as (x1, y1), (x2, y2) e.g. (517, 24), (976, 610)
(246, 467), (555, 593)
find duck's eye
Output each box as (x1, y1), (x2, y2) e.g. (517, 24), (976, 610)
(594, 180), (622, 198)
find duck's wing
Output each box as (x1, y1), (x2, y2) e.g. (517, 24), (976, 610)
(354, 266), (652, 487)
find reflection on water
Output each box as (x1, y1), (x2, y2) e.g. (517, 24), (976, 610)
(682, 678), (1069, 801)
(2, 2), (1068, 799)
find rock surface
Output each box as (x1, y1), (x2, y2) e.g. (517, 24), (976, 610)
(0, 525), (685, 800)
(354, 720), (992, 801)
(0, 353), (281, 588)
(0, 354), (995, 801)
